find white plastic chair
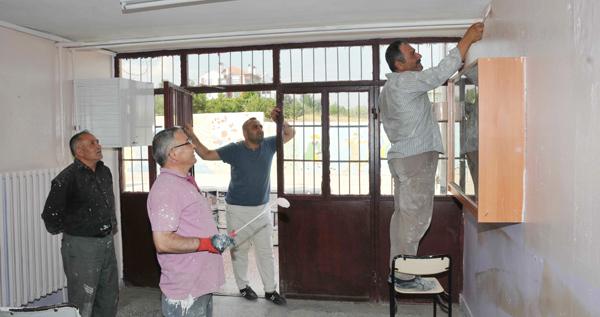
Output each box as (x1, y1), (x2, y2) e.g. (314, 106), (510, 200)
(389, 254), (452, 317)
(0, 304), (80, 317)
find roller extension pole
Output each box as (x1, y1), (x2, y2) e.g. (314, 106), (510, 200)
(230, 197), (290, 237)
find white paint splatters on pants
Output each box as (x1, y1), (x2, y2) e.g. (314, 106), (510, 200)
(162, 293), (213, 317)
(388, 151), (438, 280)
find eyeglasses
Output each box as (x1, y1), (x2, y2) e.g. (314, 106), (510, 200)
(171, 138), (193, 150)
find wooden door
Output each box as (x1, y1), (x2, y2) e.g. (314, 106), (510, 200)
(120, 82), (193, 286)
(277, 88), (376, 300)
(276, 87), (464, 302)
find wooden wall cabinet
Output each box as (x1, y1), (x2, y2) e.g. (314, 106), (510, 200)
(447, 57), (525, 223)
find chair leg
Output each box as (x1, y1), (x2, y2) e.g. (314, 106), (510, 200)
(389, 282), (396, 317)
(448, 293), (452, 317)
(433, 296), (437, 317)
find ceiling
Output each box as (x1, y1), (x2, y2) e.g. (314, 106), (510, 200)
(0, 0), (489, 52)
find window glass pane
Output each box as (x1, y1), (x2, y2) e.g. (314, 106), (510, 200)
(418, 43), (433, 69)
(132, 160), (143, 192)
(325, 47), (338, 81)
(208, 53), (219, 85)
(314, 48), (326, 82)
(130, 58), (141, 81)
(301, 48), (314, 82)
(198, 54), (209, 86)
(120, 57), (153, 84)
(141, 160), (149, 192)
(141, 57), (152, 83)
(123, 160), (133, 192)
(349, 46), (363, 81)
(283, 93), (322, 195)
(281, 46), (371, 83)
(122, 146), (149, 193)
(120, 59), (130, 79)
(173, 56), (181, 86)
(379, 45), (388, 80)
(290, 49), (302, 83)
(131, 146), (141, 158)
(187, 50), (273, 87)
(362, 46), (372, 80)
(188, 54), (198, 86)
(329, 92), (369, 196)
(123, 147), (132, 160)
(379, 123), (393, 196)
(155, 95), (165, 131)
(152, 57), (162, 87)
(160, 57), (171, 85)
(338, 47), (350, 81)
(229, 51), (240, 85)
(280, 49), (291, 83)
(163, 56), (174, 85)
(241, 51), (253, 84)
(117, 55), (181, 88)
(283, 161), (321, 195)
(263, 50), (273, 83)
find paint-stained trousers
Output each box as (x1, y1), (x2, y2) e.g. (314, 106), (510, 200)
(226, 203), (276, 293)
(161, 293), (212, 317)
(61, 234), (118, 317)
(388, 151), (438, 280)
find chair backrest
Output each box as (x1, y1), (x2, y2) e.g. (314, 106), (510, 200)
(0, 304), (80, 317)
(393, 255), (450, 276)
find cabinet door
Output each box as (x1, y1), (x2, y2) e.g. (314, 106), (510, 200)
(478, 58), (525, 222)
(447, 58), (525, 223)
(75, 78), (154, 147)
(75, 79), (123, 147)
(129, 81), (155, 146)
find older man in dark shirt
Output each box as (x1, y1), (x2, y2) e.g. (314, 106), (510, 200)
(42, 130), (118, 317)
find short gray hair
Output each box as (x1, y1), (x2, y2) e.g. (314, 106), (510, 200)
(385, 39), (408, 72)
(152, 127), (182, 167)
(69, 130), (92, 157)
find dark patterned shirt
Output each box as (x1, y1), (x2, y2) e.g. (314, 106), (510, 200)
(42, 159), (116, 237)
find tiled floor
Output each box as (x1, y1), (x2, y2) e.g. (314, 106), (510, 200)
(118, 244), (462, 316)
(215, 232), (280, 296)
(121, 225), (461, 316)
(117, 286), (461, 317)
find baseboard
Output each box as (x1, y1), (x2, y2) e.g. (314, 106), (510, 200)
(460, 294), (473, 317)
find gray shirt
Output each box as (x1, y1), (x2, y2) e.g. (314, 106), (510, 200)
(379, 47), (462, 159)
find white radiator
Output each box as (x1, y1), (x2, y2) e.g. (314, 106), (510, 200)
(0, 168), (67, 307)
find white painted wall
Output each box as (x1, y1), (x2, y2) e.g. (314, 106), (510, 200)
(0, 26), (124, 303)
(0, 27), (65, 170)
(461, 0), (600, 316)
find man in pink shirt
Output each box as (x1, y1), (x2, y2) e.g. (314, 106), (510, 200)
(147, 126), (232, 317)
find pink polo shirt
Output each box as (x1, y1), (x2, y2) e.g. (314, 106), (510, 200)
(147, 168), (224, 300)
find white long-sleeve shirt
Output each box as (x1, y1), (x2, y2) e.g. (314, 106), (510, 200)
(379, 47), (463, 159)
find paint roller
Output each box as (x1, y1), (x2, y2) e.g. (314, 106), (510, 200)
(481, 3), (492, 24)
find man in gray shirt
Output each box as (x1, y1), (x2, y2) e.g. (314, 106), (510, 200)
(380, 22), (484, 291)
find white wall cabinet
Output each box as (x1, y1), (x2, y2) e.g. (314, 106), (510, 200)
(75, 78), (154, 147)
